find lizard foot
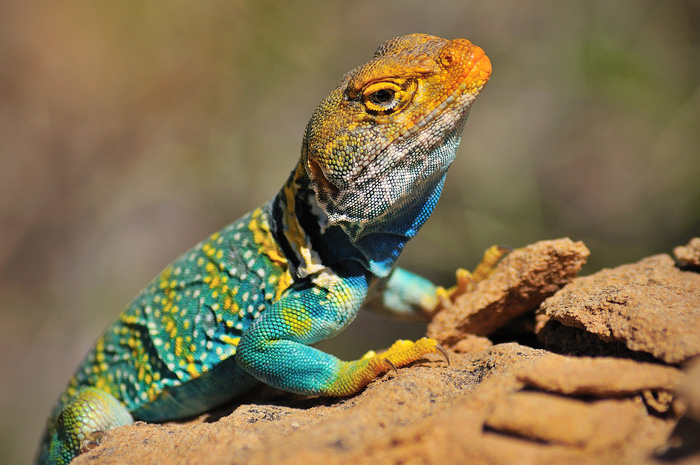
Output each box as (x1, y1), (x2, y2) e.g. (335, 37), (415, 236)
(377, 338), (449, 369)
(326, 338), (448, 396)
(80, 431), (105, 454)
(434, 245), (511, 311)
(471, 244), (512, 282)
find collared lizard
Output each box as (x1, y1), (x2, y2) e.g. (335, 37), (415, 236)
(37, 33), (494, 464)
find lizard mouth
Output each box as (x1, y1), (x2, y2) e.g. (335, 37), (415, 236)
(308, 157), (339, 196)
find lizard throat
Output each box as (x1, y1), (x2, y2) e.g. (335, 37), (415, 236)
(271, 164), (405, 278)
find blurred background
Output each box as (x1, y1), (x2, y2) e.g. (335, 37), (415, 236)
(1, 0), (698, 463)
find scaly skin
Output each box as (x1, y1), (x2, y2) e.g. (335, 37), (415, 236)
(36, 33), (492, 464)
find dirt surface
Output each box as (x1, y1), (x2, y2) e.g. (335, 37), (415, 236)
(72, 238), (700, 465)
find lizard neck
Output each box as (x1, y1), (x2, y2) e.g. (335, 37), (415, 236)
(271, 161), (447, 279)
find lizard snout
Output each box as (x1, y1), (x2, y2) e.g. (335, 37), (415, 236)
(439, 39), (492, 90)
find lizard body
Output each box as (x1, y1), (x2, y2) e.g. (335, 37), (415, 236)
(37, 33), (491, 464)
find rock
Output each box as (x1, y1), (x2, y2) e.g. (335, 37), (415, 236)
(536, 254), (700, 364)
(428, 238), (589, 346)
(678, 357), (700, 421)
(657, 357), (700, 460)
(517, 353), (683, 397)
(449, 334), (493, 353)
(674, 237), (700, 268)
(484, 392), (647, 449)
(534, 320), (659, 361)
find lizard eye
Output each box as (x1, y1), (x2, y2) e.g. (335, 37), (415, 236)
(363, 82), (403, 113)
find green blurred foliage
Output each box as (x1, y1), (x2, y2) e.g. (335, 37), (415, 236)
(1, 1), (698, 463)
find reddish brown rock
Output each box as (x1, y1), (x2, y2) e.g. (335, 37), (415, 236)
(449, 334), (493, 353)
(484, 392), (648, 449)
(517, 353), (683, 396)
(534, 317), (658, 361)
(674, 237), (700, 267)
(428, 238), (589, 346)
(677, 357), (700, 422)
(537, 254), (700, 364)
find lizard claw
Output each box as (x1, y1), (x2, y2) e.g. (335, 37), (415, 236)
(381, 341), (448, 375)
(434, 343), (450, 367)
(383, 358), (398, 373)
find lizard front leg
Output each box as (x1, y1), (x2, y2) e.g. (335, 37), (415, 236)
(365, 246), (511, 323)
(235, 262), (444, 397)
(364, 267), (439, 322)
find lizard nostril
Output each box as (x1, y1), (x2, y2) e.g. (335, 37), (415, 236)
(439, 39), (491, 83)
(440, 51), (455, 67)
(439, 48), (463, 69)
(439, 39), (474, 69)
(441, 39), (487, 65)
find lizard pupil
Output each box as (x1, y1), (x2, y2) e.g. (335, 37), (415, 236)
(370, 89), (395, 105)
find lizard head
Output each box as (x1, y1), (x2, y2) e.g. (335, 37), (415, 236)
(300, 34), (491, 271)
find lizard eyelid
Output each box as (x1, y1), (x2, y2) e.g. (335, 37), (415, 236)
(363, 82), (404, 113)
